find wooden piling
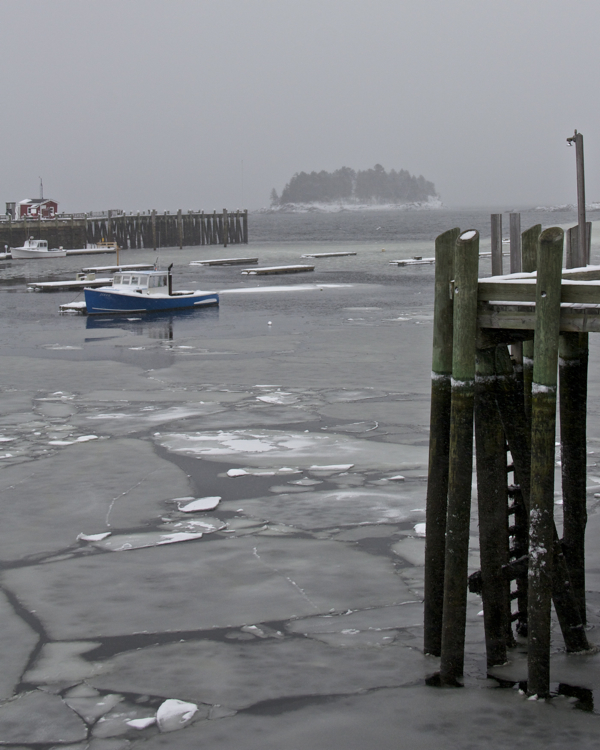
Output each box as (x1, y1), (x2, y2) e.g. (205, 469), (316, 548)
(560, 271), (589, 627)
(424, 227), (460, 657)
(522, 224), (542, 424)
(509, 213), (522, 274)
(491, 214), (503, 276)
(439, 229), (480, 685)
(527, 227), (564, 698)
(475, 347), (510, 667)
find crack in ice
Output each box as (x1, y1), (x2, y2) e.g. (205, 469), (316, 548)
(252, 546), (319, 610)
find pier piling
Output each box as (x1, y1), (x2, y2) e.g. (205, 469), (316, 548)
(439, 229), (480, 685)
(424, 227), (460, 657)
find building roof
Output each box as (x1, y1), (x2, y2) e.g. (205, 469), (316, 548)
(18, 198), (57, 205)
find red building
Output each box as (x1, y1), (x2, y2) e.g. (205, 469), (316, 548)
(17, 198), (58, 219)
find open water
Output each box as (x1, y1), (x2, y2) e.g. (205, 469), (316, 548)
(1, 206), (600, 748)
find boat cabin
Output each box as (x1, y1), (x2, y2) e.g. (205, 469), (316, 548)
(112, 270), (169, 294)
(25, 239), (49, 250)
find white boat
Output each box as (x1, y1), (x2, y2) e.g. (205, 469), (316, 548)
(10, 238), (67, 259)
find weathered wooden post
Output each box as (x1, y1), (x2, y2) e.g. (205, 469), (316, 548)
(509, 213), (521, 273)
(177, 208), (183, 249)
(151, 209), (157, 252)
(560, 221), (589, 622)
(424, 227), (460, 656)
(527, 227), (564, 698)
(439, 229), (480, 685)
(243, 209), (248, 244)
(475, 346), (511, 666)
(223, 208), (229, 248)
(521, 224), (542, 423)
(567, 130), (588, 265)
(491, 214), (503, 276)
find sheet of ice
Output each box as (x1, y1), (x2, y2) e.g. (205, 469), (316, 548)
(156, 429), (427, 471)
(65, 691), (123, 723)
(0, 591), (38, 701)
(310, 464), (354, 471)
(0, 439), (192, 559)
(256, 391), (299, 405)
(229, 489), (422, 529)
(156, 699), (199, 732)
(90, 638), (427, 712)
(133, 683), (600, 750)
(178, 496), (221, 512)
(220, 284), (353, 294)
(6, 538), (410, 639)
(0, 690), (87, 744)
(91, 531), (204, 551)
(161, 518), (226, 534)
(93, 701), (160, 738)
(24, 642), (105, 684)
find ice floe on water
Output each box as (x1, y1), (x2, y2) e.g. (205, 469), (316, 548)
(229, 488), (422, 529)
(86, 530), (205, 552)
(156, 428), (427, 471)
(77, 531), (112, 542)
(177, 496), (221, 512)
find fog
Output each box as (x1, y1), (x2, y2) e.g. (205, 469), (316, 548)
(1, 0), (598, 212)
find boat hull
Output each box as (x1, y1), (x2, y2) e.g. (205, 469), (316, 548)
(11, 248), (68, 258)
(84, 287), (219, 314)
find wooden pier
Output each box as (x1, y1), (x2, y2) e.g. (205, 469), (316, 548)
(0, 209), (248, 251)
(424, 220), (597, 698)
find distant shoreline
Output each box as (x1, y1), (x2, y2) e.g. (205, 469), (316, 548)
(259, 198), (444, 214)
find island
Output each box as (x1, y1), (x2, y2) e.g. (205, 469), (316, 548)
(269, 164), (440, 211)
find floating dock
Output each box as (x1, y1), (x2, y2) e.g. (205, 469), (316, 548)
(28, 276), (111, 292)
(390, 256), (435, 266)
(241, 265), (315, 275)
(59, 301), (87, 314)
(190, 257), (258, 266)
(300, 251), (357, 258)
(81, 263), (154, 273)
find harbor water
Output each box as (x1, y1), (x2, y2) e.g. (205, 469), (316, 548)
(1, 206), (600, 747)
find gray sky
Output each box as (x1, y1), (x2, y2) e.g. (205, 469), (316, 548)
(1, 0), (599, 212)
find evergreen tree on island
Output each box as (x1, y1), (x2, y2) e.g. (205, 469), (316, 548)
(271, 165), (437, 206)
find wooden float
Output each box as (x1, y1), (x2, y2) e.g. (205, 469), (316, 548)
(190, 257), (258, 266)
(300, 251), (357, 258)
(241, 264), (315, 275)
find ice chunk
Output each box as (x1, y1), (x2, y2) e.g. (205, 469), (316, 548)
(227, 468), (248, 477)
(413, 523), (426, 537)
(77, 532), (112, 542)
(127, 716), (157, 729)
(91, 531), (203, 552)
(178, 496), (221, 512)
(156, 698), (198, 732)
(310, 464), (354, 471)
(389, 475), (405, 481)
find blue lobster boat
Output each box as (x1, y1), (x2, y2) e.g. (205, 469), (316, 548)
(84, 265), (219, 315)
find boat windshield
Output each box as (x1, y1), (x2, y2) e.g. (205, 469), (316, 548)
(113, 274), (122, 284)
(149, 275), (167, 288)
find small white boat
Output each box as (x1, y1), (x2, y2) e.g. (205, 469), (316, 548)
(10, 238), (67, 259)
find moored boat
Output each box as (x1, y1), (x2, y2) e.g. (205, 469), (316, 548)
(10, 238), (67, 258)
(83, 265), (219, 314)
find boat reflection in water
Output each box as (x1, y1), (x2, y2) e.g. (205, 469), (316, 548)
(85, 305), (219, 341)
